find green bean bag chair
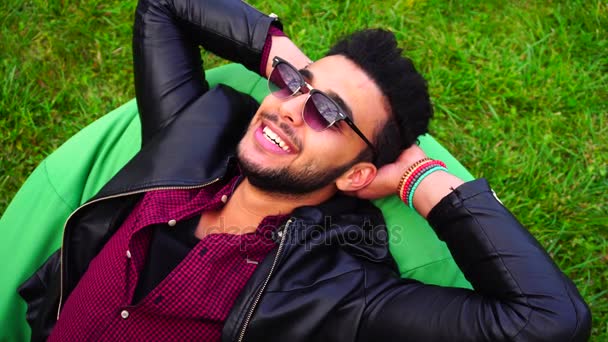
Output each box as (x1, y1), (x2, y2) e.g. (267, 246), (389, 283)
(0, 63), (473, 341)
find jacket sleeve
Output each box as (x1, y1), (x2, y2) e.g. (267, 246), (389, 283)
(357, 179), (591, 341)
(17, 250), (61, 342)
(133, 0), (281, 144)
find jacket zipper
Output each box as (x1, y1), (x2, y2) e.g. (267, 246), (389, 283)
(236, 218), (293, 342)
(56, 178), (221, 320)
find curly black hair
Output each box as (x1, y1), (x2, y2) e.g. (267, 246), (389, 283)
(326, 29), (433, 167)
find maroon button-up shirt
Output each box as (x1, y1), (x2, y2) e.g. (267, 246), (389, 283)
(49, 173), (287, 341)
(51, 28), (290, 340)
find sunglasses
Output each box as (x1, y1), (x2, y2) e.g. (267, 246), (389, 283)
(268, 56), (376, 158)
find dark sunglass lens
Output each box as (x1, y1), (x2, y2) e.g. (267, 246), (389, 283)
(303, 93), (339, 131)
(269, 63), (301, 98)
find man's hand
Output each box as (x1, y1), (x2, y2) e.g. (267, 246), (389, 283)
(352, 144), (465, 218)
(352, 145), (428, 200)
(265, 36), (312, 78)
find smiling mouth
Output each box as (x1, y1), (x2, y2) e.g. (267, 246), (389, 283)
(262, 126), (291, 152)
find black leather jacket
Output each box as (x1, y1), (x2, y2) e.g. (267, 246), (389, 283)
(19, 0), (591, 341)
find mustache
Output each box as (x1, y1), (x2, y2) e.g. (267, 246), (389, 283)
(260, 112), (302, 150)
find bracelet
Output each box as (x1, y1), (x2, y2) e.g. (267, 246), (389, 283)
(397, 159), (447, 207)
(407, 165), (448, 208)
(396, 158), (431, 199)
(401, 162), (437, 202)
(401, 160), (445, 205)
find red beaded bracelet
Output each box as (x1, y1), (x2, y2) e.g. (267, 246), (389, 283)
(396, 158), (432, 199)
(399, 160), (447, 205)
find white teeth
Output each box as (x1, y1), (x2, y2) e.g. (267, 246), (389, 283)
(263, 133), (274, 144)
(264, 127), (280, 142)
(263, 126), (291, 152)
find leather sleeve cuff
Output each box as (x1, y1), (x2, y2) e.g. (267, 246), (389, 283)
(426, 178), (496, 233)
(246, 14), (283, 72)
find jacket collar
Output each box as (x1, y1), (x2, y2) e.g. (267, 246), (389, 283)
(290, 193), (395, 263)
(91, 88), (254, 201)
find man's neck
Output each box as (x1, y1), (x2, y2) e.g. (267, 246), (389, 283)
(196, 178), (335, 238)
(231, 178), (335, 219)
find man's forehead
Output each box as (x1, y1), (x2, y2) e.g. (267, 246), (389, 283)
(304, 55), (388, 125)
(305, 55), (381, 98)
(306, 55), (361, 76)
(298, 67), (354, 119)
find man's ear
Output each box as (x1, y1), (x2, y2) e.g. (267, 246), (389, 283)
(335, 162), (377, 192)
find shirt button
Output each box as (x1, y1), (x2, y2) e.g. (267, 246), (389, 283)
(168, 219), (177, 227)
(126, 250), (132, 259)
(221, 195), (228, 203)
(120, 310), (129, 319)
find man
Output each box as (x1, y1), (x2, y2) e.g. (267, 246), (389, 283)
(19, 0), (591, 340)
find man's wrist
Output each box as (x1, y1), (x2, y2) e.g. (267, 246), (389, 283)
(265, 36), (311, 78)
(412, 171), (464, 218)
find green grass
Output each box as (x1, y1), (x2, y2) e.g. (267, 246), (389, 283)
(1, 0), (607, 338)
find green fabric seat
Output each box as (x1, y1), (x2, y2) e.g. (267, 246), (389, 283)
(0, 63), (472, 341)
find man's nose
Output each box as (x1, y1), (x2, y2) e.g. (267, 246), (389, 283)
(278, 94), (307, 126)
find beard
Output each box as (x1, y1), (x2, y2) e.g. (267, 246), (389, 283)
(237, 147), (355, 196)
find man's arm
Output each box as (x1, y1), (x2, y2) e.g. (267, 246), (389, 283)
(264, 35), (312, 78)
(357, 146), (591, 341)
(133, 0), (284, 144)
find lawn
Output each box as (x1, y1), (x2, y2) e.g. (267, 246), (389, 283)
(1, 0), (606, 339)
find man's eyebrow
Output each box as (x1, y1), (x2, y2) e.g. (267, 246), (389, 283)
(298, 68), (354, 120)
(326, 90), (353, 120)
(299, 68), (314, 82)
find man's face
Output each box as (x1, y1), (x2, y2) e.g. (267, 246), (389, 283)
(237, 55), (388, 195)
